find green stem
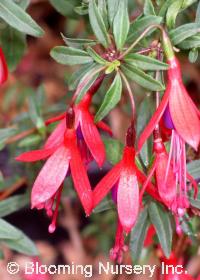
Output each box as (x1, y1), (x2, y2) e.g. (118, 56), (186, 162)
(119, 70), (135, 120)
(119, 24), (174, 60)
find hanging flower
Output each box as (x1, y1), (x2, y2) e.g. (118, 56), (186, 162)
(138, 45), (199, 218)
(0, 47), (8, 84)
(16, 108), (93, 233)
(43, 76), (111, 167)
(93, 123), (161, 233)
(141, 129), (177, 210)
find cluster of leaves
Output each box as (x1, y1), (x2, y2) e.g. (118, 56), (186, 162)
(0, 0), (200, 260)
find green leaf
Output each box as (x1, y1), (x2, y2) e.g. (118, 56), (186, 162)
(103, 137), (123, 165)
(14, 0), (30, 10)
(75, 64), (103, 103)
(124, 53), (169, 71)
(189, 189), (200, 209)
(68, 63), (97, 91)
(144, 0), (156, 16)
(187, 160), (200, 179)
(0, 194), (29, 218)
(74, 4), (88, 15)
(87, 47), (108, 64)
(0, 127), (17, 150)
(0, 25), (26, 71)
(107, 0), (119, 27)
(113, 0), (130, 50)
(130, 207), (150, 261)
(169, 23), (200, 45)
(93, 198), (114, 213)
(196, 1), (200, 23)
(95, 73), (122, 122)
(0, 228), (39, 256)
(18, 134), (42, 147)
(159, 0), (175, 17)
(28, 92), (45, 134)
(0, 0), (44, 37)
(121, 64), (165, 91)
(0, 219), (23, 240)
(88, 0), (110, 48)
(61, 34), (96, 48)
(49, 0), (78, 17)
(127, 15), (162, 43)
(148, 202), (172, 258)
(50, 46), (93, 65)
(178, 34), (200, 49)
(98, 0), (109, 29)
(166, 0), (182, 29)
(188, 48), (199, 63)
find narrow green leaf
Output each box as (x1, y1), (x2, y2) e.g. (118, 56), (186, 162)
(18, 134), (42, 147)
(107, 0), (119, 27)
(130, 207), (150, 261)
(2, 232), (38, 256)
(196, 1), (200, 23)
(166, 0), (182, 29)
(88, 0), (110, 48)
(124, 53), (169, 71)
(144, 0), (156, 16)
(169, 23), (200, 45)
(93, 198), (114, 213)
(50, 46), (93, 65)
(95, 73), (122, 122)
(187, 160), (200, 179)
(87, 47), (108, 64)
(127, 15), (162, 43)
(0, 127), (17, 150)
(0, 219), (23, 240)
(75, 65), (103, 103)
(15, 0), (30, 10)
(189, 48), (199, 63)
(98, 0), (109, 29)
(0, 194), (29, 218)
(68, 63), (97, 91)
(148, 202), (172, 258)
(49, 0), (78, 17)
(178, 34), (200, 49)
(113, 0), (130, 50)
(121, 64), (165, 91)
(0, 25), (26, 71)
(61, 34), (96, 48)
(28, 92), (45, 134)
(74, 5), (88, 15)
(189, 189), (200, 209)
(0, 0), (44, 37)
(159, 0), (174, 17)
(103, 137), (123, 165)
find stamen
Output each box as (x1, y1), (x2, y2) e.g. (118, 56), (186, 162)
(48, 185), (63, 233)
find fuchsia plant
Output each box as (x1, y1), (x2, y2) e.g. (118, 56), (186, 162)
(7, 0), (199, 276)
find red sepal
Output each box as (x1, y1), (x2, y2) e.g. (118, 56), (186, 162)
(15, 146), (58, 162)
(31, 145), (70, 208)
(0, 48), (8, 84)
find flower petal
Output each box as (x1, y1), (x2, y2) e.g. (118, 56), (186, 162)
(31, 145), (70, 208)
(68, 135), (93, 216)
(138, 87), (170, 152)
(117, 167), (139, 233)
(45, 112), (66, 125)
(44, 119), (66, 149)
(0, 48), (8, 84)
(15, 146), (58, 162)
(96, 120), (113, 136)
(93, 163), (122, 209)
(169, 83), (200, 150)
(80, 110), (105, 167)
(155, 153), (176, 208)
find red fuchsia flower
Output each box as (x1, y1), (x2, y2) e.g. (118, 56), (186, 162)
(16, 108), (93, 233)
(93, 123), (161, 234)
(140, 129), (177, 210)
(0, 47), (8, 84)
(43, 76), (111, 168)
(138, 40), (199, 218)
